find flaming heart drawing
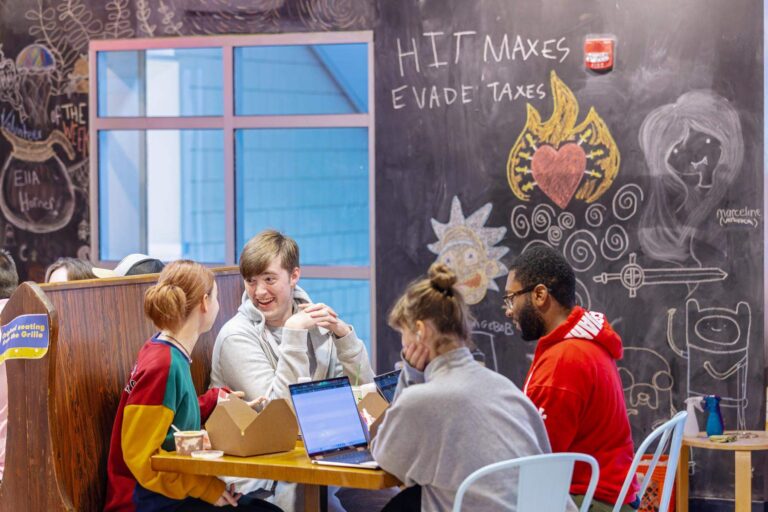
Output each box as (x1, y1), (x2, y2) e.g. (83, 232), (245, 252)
(507, 70), (620, 209)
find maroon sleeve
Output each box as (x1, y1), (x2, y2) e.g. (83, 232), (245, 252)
(198, 388), (224, 421)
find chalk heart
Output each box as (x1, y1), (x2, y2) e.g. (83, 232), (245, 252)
(531, 143), (587, 209)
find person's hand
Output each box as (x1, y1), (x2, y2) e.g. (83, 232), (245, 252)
(284, 303), (319, 330)
(247, 395), (269, 412)
(214, 484), (241, 507)
(285, 303), (351, 337)
(403, 342), (429, 371)
(306, 303), (351, 338)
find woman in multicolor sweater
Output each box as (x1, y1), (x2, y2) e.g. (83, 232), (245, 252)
(104, 260), (282, 512)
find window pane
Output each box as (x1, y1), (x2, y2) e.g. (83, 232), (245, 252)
(99, 130), (225, 262)
(235, 44), (368, 115)
(99, 131), (142, 258)
(236, 128), (369, 265)
(98, 48), (223, 117)
(98, 51), (142, 117)
(299, 278), (371, 353)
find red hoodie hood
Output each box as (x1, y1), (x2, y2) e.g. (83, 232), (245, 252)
(534, 306), (623, 361)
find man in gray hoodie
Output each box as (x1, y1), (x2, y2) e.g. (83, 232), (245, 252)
(209, 230), (375, 510)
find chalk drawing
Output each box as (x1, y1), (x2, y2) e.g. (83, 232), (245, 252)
(510, 205), (530, 238)
(612, 183), (644, 221)
(471, 330), (499, 372)
(638, 90), (743, 265)
(507, 70), (620, 209)
(585, 203), (606, 227)
(105, 0), (135, 39)
(135, 0), (156, 37)
(600, 224), (629, 261)
(428, 196), (509, 305)
(288, 0), (377, 31)
(562, 229), (598, 272)
(667, 299), (750, 430)
(618, 347), (675, 425)
(593, 253), (727, 298)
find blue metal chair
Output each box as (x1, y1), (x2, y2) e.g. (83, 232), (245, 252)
(612, 411), (688, 512)
(452, 452), (599, 512)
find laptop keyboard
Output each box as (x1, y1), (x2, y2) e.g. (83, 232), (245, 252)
(325, 450), (375, 464)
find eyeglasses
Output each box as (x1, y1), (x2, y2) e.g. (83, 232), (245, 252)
(502, 284), (539, 311)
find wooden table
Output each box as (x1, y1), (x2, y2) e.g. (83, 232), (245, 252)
(675, 431), (768, 512)
(151, 444), (400, 512)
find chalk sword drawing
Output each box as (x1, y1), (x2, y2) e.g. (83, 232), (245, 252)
(667, 299), (750, 431)
(507, 70), (619, 209)
(592, 253), (727, 298)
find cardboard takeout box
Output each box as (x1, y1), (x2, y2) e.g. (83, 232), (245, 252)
(205, 396), (298, 457)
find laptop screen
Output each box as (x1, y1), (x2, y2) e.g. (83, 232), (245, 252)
(289, 377), (368, 456)
(374, 369), (401, 403)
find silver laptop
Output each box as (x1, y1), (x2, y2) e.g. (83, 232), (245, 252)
(289, 376), (379, 469)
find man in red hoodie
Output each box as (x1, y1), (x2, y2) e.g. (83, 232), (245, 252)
(505, 246), (639, 511)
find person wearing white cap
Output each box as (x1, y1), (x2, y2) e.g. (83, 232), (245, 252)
(114, 253), (165, 276)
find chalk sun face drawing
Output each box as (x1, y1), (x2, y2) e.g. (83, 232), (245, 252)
(428, 197), (509, 305)
(507, 70), (620, 209)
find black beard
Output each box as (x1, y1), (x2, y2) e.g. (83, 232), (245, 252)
(517, 297), (546, 341)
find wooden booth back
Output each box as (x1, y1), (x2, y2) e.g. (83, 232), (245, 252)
(0, 268), (245, 512)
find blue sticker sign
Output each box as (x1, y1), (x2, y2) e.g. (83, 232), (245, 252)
(0, 313), (49, 363)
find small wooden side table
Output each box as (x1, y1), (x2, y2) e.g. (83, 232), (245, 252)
(675, 431), (768, 512)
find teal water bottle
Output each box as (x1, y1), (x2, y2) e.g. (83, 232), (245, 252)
(703, 395), (724, 436)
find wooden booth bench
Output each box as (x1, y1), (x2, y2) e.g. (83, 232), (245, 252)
(0, 268), (245, 511)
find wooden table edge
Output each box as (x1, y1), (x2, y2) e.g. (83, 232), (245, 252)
(150, 452), (401, 490)
(682, 431), (768, 451)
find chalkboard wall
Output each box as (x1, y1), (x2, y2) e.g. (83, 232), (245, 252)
(0, 0), (763, 504)
(373, 0), (765, 502)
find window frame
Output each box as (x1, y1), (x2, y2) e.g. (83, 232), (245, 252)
(88, 32), (377, 359)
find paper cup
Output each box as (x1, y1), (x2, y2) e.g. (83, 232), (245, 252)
(173, 430), (205, 455)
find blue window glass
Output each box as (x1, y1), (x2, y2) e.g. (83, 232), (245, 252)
(98, 51), (142, 117)
(235, 44), (368, 115)
(235, 128), (369, 266)
(99, 130), (225, 262)
(97, 48), (222, 117)
(299, 278), (371, 353)
(99, 130), (142, 258)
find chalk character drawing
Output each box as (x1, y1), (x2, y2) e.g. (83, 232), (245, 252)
(667, 298), (750, 430)
(507, 70), (620, 209)
(618, 347), (675, 428)
(638, 90), (743, 266)
(428, 196), (509, 305)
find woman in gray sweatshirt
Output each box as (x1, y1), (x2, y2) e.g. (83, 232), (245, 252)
(370, 263), (552, 512)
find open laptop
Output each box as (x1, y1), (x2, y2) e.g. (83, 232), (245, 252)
(289, 376), (379, 469)
(374, 369), (401, 404)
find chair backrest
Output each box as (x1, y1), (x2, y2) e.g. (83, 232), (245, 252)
(612, 411), (688, 512)
(452, 452), (599, 512)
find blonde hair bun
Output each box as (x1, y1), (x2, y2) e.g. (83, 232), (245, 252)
(428, 262), (458, 295)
